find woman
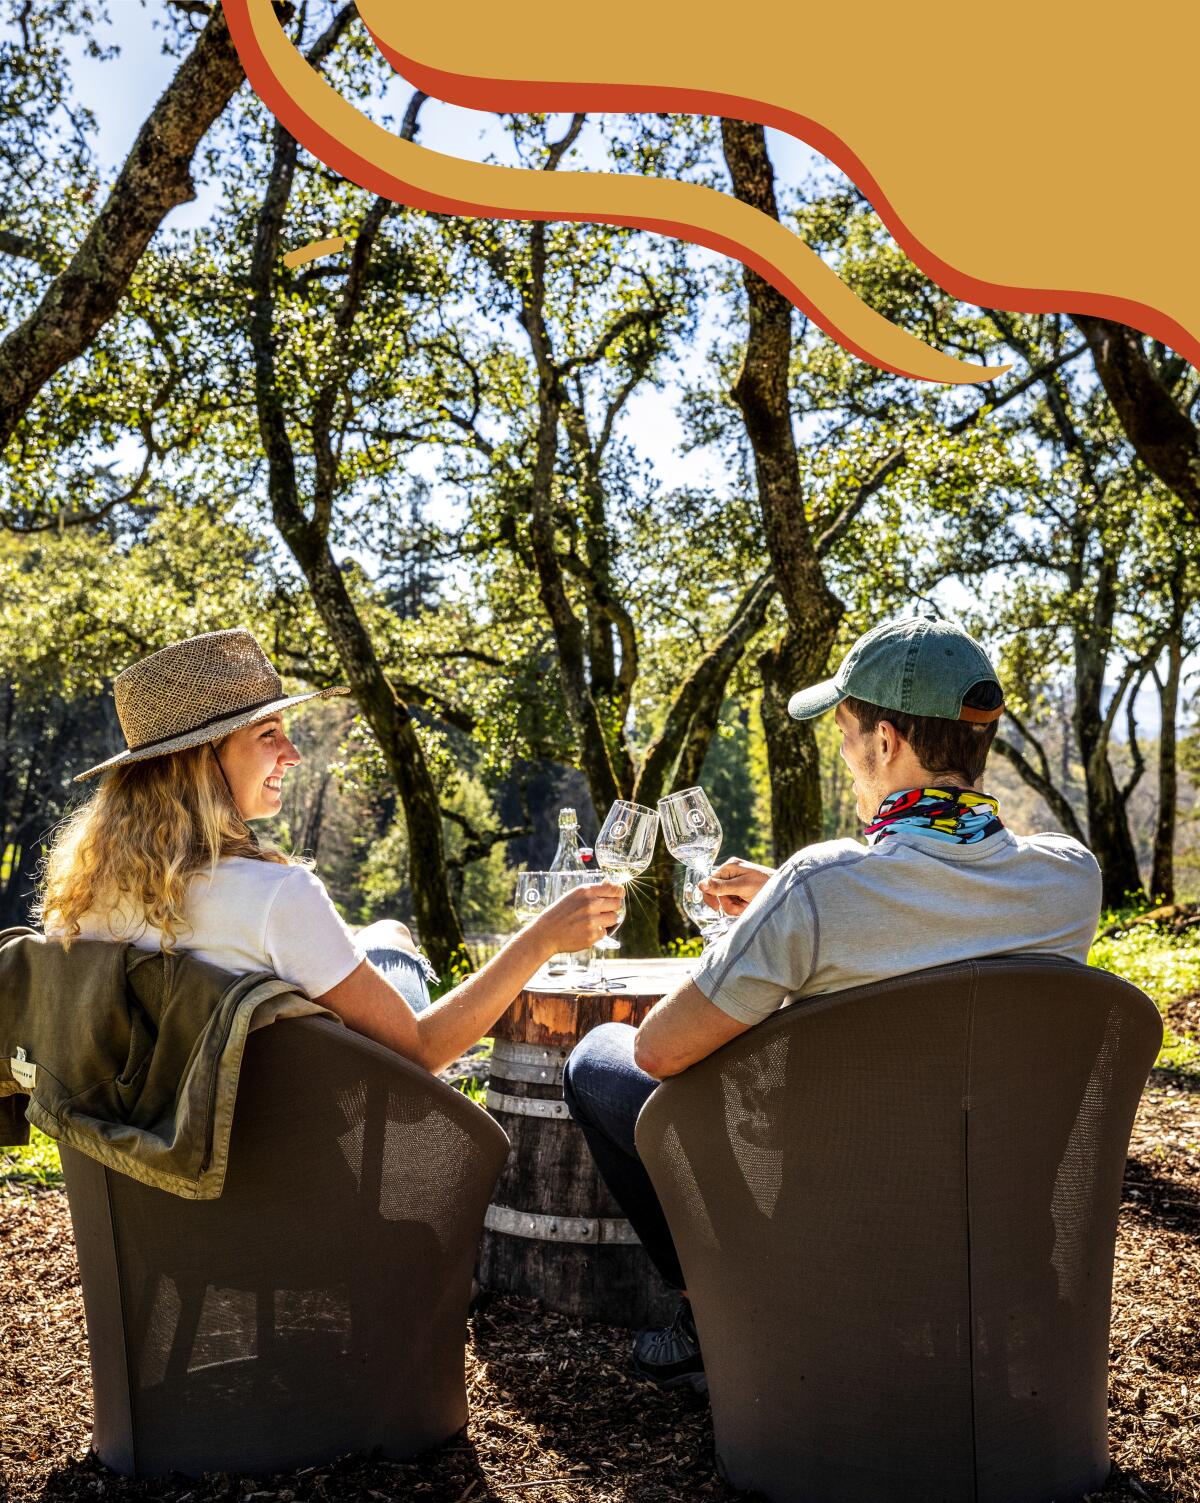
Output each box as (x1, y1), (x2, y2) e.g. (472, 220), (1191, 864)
(38, 627), (618, 1075)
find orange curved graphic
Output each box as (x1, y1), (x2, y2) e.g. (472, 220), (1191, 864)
(221, 0), (1011, 385)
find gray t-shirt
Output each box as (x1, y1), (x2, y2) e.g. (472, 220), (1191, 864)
(692, 828), (1103, 1026)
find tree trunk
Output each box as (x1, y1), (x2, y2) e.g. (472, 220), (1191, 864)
(0, 4), (261, 450)
(1082, 748), (1145, 909)
(991, 733), (1088, 845)
(1150, 633), (1182, 904)
(759, 632), (833, 858)
(282, 529), (468, 972)
(519, 226), (624, 826)
(631, 570), (778, 953)
(248, 113), (467, 975)
(720, 120), (843, 861)
(299, 770), (330, 859)
(0, 821), (43, 927)
(1073, 616), (1145, 908)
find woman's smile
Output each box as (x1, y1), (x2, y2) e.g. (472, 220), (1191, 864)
(216, 716), (301, 820)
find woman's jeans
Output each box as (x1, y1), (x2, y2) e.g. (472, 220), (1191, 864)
(358, 921), (437, 1014)
(562, 1022), (685, 1292)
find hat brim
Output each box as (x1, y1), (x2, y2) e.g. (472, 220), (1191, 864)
(74, 687), (350, 782)
(787, 678), (846, 721)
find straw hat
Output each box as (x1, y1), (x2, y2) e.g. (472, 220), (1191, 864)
(75, 628), (348, 782)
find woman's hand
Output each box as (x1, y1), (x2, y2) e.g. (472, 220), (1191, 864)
(320, 881), (624, 1076)
(699, 857), (776, 917)
(530, 880), (623, 957)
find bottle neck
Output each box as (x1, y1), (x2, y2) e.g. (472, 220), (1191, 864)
(551, 822), (585, 871)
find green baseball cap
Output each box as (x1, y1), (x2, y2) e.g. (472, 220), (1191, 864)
(787, 614), (1004, 724)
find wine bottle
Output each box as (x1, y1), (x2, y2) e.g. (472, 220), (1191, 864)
(548, 809), (585, 974)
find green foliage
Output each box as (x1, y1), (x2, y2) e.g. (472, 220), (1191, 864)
(453, 1074), (488, 1106)
(360, 773), (514, 934)
(0, 503), (300, 698)
(1089, 925), (1200, 1073)
(0, 1125), (63, 1191)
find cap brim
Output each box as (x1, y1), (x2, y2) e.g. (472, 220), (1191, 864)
(74, 687), (349, 782)
(787, 678), (846, 721)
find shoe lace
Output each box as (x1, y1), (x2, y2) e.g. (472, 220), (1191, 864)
(640, 1301), (698, 1364)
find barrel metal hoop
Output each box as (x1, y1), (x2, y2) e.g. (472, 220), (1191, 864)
(493, 1040), (570, 1066)
(489, 1057), (565, 1086)
(489, 1040), (569, 1086)
(484, 1202), (641, 1246)
(485, 1088), (569, 1120)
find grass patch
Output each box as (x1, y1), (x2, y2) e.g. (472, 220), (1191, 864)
(455, 1073), (488, 1106)
(1089, 923), (1200, 1073)
(0, 1124), (63, 1192)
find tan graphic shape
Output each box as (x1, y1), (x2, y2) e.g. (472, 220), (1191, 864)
(283, 235), (347, 268)
(358, 0), (1200, 371)
(222, 0), (1011, 385)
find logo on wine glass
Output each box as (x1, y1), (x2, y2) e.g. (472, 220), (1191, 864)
(524, 886), (540, 906)
(610, 821), (628, 840)
(688, 809), (706, 828)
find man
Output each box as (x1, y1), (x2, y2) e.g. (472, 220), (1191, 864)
(562, 612), (1102, 1393)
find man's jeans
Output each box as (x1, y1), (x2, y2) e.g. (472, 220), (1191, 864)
(563, 1022), (685, 1291)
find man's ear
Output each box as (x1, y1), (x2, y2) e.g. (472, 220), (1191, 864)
(876, 719), (901, 765)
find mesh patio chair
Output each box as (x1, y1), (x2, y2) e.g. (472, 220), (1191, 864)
(62, 1016), (509, 1478)
(636, 956), (1162, 1503)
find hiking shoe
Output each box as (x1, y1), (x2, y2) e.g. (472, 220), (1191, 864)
(632, 1298), (708, 1393)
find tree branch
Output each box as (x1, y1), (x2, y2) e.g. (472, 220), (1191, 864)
(635, 569), (777, 804)
(558, 302), (668, 379)
(1118, 667), (1148, 806)
(1100, 638), (1165, 748)
(991, 724), (1087, 844)
(812, 343), (1088, 559)
(0, 229), (59, 272)
(441, 808), (532, 871)
(0, 3), (279, 450)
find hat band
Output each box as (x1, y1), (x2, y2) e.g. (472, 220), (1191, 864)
(959, 702), (1004, 725)
(127, 696), (282, 754)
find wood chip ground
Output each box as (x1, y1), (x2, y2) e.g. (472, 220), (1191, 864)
(2, 1074), (1196, 1503)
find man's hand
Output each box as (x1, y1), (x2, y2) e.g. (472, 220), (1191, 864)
(699, 856), (776, 917)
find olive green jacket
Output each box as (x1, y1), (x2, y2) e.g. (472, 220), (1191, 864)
(0, 927), (334, 1198)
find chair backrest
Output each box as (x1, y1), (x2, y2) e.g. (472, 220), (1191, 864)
(636, 957), (1162, 1503)
(63, 1016), (509, 1478)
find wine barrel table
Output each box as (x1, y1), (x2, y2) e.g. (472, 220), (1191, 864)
(478, 958), (695, 1329)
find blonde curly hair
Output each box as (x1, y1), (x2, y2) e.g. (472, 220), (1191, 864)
(37, 738), (291, 949)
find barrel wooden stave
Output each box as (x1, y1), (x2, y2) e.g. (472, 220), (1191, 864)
(480, 964), (691, 1328)
(479, 1076), (674, 1328)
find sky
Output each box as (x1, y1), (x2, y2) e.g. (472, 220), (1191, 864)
(56, 1), (1170, 736)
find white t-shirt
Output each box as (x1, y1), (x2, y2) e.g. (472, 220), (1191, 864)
(693, 828), (1103, 1026)
(67, 857), (365, 999)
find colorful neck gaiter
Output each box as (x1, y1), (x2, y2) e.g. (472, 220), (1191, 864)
(864, 787), (1004, 846)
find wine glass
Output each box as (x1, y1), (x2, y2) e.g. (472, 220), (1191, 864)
(658, 786), (722, 876)
(552, 869), (596, 979)
(513, 871), (556, 929)
(591, 800), (660, 987)
(678, 864), (731, 946)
